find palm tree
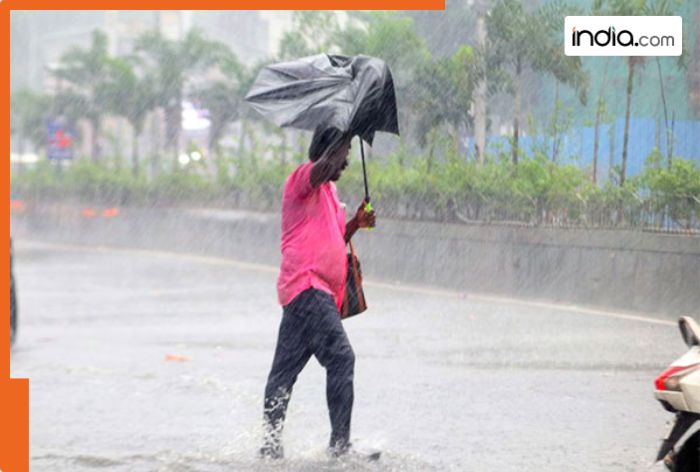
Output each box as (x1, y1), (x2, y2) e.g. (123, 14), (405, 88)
(134, 28), (233, 169)
(51, 30), (113, 163)
(690, 6), (700, 118)
(593, 0), (684, 185)
(101, 56), (157, 176)
(191, 54), (244, 161)
(648, 1), (687, 169)
(487, 0), (588, 165)
(592, 59), (611, 184)
(234, 61), (270, 160)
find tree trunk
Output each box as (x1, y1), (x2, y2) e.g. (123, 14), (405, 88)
(512, 57), (522, 165)
(655, 57), (672, 167)
(165, 104), (176, 164)
(174, 93), (182, 167)
(452, 124), (460, 157)
(669, 111), (675, 168)
(208, 121), (224, 179)
(593, 104), (601, 184)
(208, 119), (220, 156)
(150, 110), (161, 179)
(165, 98), (181, 169)
(90, 117), (101, 163)
(592, 59), (610, 184)
(655, 116), (661, 150)
(690, 6), (700, 117)
(474, 12), (487, 164)
(621, 57), (635, 187)
(551, 82), (560, 163)
(238, 120), (247, 157)
(427, 129), (435, 173)
(131, 125), (140, 177)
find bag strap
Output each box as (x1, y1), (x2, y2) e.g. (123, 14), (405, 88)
(347, 241), (358, 270)
(347, 240), (362, 285)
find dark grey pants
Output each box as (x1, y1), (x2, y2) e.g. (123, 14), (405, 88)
(263, 288), (355, 451)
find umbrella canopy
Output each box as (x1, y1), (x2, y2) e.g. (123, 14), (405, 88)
(245, 54), (399, 145)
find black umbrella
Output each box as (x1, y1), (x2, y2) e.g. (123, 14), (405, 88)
(245, 53), (400, 204)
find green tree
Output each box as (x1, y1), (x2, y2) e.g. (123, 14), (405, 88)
(413, 46), (478, 167)
(277, 11), (341, 59)
(134, 28), (233, 169)
(640, 153), (700, 228)
(690, 6), (700, 118)
(272, 12), (434, 152)
(336, 12), (432, 149)
(230, 61), (272, 164)
(648, 0), (687, 168)
(487, 0), (588, 165)
(192, 54), (246, 162)
(338, 12), (431, 80)
(101, 56), (157, 176)
(593, 0), (685, 185)
(51, 30), (113, 162)
(10, 87), (51, 155)
(591, 58), (612, 183)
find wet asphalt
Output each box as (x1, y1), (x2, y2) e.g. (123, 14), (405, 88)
(10, 240), (683, 471)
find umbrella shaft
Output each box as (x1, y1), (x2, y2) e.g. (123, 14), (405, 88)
(360, 139), (370, 203)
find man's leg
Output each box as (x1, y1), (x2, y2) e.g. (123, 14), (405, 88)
(310, 292), (356, 454)
(262, 296), (313, 458)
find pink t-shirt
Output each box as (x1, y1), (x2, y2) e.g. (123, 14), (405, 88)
(277, 162), (347, 310)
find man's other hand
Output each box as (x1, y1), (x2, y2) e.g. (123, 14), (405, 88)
(354, 201), (376, 229)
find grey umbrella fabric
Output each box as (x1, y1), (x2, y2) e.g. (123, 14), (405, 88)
(245, 53), (399, 144)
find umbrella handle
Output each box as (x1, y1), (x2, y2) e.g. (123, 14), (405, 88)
(360, 138), (370, 203)
(363, 200), (374, 231)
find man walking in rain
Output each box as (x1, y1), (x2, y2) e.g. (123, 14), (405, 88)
(260, 126), (376, 460)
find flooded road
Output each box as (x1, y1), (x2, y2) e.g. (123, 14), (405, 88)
(10, 240), (680, 471)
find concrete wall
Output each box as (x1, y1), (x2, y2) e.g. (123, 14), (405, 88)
(11, 204), (700, 319)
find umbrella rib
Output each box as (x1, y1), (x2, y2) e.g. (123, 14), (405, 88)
(247, 77), (347, 101)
